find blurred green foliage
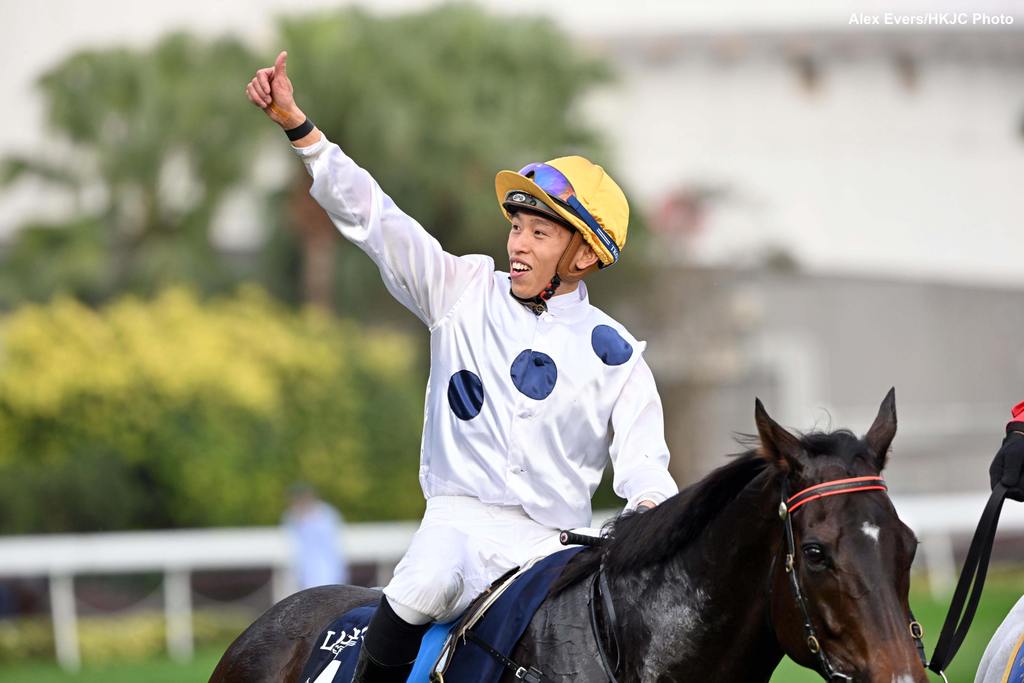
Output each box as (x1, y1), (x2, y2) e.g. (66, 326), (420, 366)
(0, 5), (644, 533)
(0, 5), (613, 319)
(0, 646), (226, 682)
(0, 33), (267, 306)
(279, 5), (608, 243)
(270, 5), (612, 315)
(0, 609), (247, 665)
(0, 287), (424, 532)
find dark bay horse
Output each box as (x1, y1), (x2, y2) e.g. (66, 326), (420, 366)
(211, 389), (928, 682)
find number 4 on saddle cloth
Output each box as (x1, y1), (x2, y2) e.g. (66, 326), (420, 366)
(299, 547), (585, 683)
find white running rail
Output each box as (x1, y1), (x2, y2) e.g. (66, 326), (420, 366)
(1, 497), (1022, 670)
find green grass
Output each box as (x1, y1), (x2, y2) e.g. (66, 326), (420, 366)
(770, 573), (1021, 682)
(0, 575), (1018, 681)
(0, 647), (225, 683)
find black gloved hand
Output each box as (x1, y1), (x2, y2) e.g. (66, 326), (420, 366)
(990, 422), (1024, 502)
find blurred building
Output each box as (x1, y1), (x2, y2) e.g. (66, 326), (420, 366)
(615, 265), (1024, 495)
(581, 16), (1024, 287)
(573, 10), (1024, 493)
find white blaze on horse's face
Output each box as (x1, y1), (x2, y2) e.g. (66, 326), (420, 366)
(892, 674), (916, 683)
(861, 522), (881, 543)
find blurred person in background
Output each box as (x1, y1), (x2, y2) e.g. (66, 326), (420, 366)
(282, 483), (349, 590)
(0, 584), (13, 617)
(975, 400), (1024, 683)
(246, 50), (677, 682)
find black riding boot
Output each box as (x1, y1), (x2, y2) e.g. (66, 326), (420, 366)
(350, 647), (415, 683)
(352, 596), (430, 683)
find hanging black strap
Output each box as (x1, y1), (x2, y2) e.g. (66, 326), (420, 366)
(589, 571), (621, 683)
(780, 483), (851, 681)
(908, 610), (927, 668)
(463, 629), (544, 683)
(928, 483), (1009, 676)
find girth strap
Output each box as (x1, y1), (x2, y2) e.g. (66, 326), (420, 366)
(463, 630), (544, 683)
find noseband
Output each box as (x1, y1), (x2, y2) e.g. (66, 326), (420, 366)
(778, 476), (927, 682)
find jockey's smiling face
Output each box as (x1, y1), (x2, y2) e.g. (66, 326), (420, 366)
(507, 210), (574, 298)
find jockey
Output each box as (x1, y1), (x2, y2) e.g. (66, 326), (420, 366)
(246, 52), (678, 682)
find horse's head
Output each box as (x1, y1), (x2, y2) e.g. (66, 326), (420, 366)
(755, 388), (928, 683)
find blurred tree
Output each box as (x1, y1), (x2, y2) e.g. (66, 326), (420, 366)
(0, 287), (424, 532)
(0, 7), (662, 533)
(254, 4), (612, 315)
(0, 33), (270, 306)
(0, 6), (613, 321)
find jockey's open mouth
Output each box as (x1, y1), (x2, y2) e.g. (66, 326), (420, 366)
(509, 258), (533, 279)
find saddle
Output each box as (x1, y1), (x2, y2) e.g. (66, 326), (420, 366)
(429, 547), (583, 681)
(299, 547), (585, 683)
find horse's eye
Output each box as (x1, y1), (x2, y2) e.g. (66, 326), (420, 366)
(802, 544), (829, 568)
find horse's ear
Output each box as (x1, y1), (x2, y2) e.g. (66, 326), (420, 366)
(864, 387), (897, 471)
(754, 398), (803, 474)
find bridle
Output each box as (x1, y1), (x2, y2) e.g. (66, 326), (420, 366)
(585, 475), (928, 683)
(778, 475), (928, 682)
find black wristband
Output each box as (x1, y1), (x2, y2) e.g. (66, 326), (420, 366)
(285, 118), (314, 141)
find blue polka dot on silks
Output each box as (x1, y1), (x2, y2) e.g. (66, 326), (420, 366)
(591, 325), (633, 366)
(447, 370), (484, 420)
(510, 350), (558, 400)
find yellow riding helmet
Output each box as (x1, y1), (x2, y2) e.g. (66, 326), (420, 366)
(495, 156), (629, 269)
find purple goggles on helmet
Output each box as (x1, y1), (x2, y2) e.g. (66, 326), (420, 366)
(518, 163), (620, 267)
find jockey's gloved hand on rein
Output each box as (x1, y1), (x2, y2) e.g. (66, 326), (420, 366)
(990, 422), (1024, 502)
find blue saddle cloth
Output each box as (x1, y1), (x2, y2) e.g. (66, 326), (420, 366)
(298, 547), (584, 683)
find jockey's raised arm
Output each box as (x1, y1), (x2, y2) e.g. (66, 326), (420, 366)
(247, 51), (482, 327)
(293, 138), (486, 327)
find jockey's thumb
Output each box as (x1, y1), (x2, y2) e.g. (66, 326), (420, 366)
(273, 51), (288, 81)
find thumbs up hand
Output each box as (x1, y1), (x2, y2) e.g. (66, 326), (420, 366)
(246, 50), (305, 129)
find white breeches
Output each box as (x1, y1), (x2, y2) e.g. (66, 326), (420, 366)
(382, 496), (568, 624)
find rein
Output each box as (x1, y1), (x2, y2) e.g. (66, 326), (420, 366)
(779, 475), (927, 682)
(590, 568), (621, 683)
(927, 482), (1009, 681)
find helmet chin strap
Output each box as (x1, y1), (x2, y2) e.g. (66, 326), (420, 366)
(509, 232), (599, 316)
(510, 273), (560, 316)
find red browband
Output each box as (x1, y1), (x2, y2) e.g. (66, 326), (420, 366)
(786, 476), (888, 514)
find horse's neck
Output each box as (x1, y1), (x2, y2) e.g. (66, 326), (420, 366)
(616, 476), (785, 682)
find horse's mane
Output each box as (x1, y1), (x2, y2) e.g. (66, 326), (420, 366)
(556, 429), (864, 591)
